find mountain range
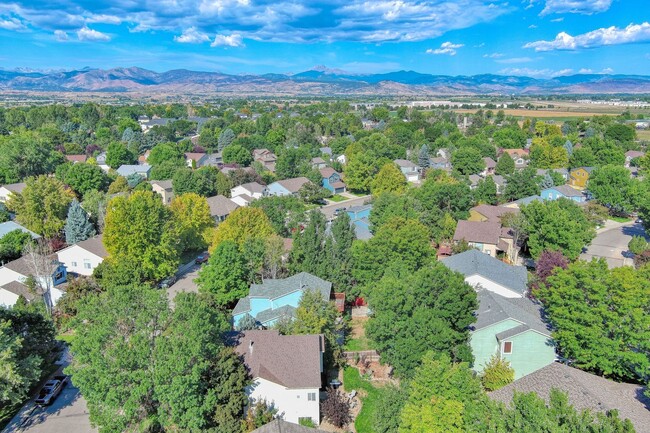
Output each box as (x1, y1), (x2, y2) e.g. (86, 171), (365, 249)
(1, 66), (650, 95)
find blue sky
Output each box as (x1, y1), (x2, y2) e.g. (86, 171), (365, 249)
(1, 0), (649, 77)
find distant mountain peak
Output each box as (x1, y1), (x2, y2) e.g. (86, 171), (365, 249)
(309, 65), (351, 75)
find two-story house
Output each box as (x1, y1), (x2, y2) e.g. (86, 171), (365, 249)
(394, 159), (420, 182)
(568, 167), (593, 189)
(0, 255), (67, 307)
(253, 148), (277, 172)
(231, 182), (267, 206)
(452, 221), (514, 258)
(206, 195), (240, 222)
(150, 180), (174, 205)
(185, 152), (208, 168)
(320, 167), (346, 194)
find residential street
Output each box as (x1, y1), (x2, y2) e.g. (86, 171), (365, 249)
(580, 220), (648, 268)
(320, 195), (371, 220)
(166, 263), (200, 302)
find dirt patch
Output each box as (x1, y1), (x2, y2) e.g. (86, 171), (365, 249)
(350, 317), (368, 340)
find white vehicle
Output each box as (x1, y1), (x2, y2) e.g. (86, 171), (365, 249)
(35, 375), (67, 406)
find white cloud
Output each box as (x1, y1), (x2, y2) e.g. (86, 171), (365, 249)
(540, 0), (611, 16)
(496, 57), (535, 63)
(601, 67), (613, 73)
(0, 17), (25, 31)
(54, 29), (68, 41)
(579, 68), (592, 73)
(499, 67), (574, 77)
(76, 26), (110, 42)
(426, 41), (464, 56)
(174, 27), (210, 44)
(524, 22), (650, 51)
(579, 67), (614, 74)
(483, 52), (504, 58)
(528, 24), (538, 29)
(550, 17), (564, 22)
(211, 33), (244, 48)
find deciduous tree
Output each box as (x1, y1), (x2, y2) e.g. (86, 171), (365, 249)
(197, 240), (249, 306)
(371, 163), (407, 196)
(210, 207), (274, 250)
(169, 193), (213, 253)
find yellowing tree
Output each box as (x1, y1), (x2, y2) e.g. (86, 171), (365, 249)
(210, 207), (274, 251)
(169, 193), (214, 253)
(371, 163), (408, 196)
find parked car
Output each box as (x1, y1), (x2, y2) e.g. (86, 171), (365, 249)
(158, 275), (177, 289)
(35, 375), (67, 406)
(195, 252), (210, 264)
(333, 207), (345, 216)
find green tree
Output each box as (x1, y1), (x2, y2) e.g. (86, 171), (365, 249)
(218, 128), (235, 151)
(503, 167), (541, 201)
(298, 181), (332, 204)
(495, 154), (515, 176)
(211, 207), (274, 250)
(64, 199), (96, 244)
(81, 189), (108, 231)
(451, 147), (485, 175)
(275, 147), (310, 179)
(250, 196), (306, 237)
(64, 163), (109, 196)
(0, 229), (33, 263)
(147, 143), (184, 166)
(197, 240), (249, 306)
(480, 354), (515, 391)
(345, 152), (383, 193)
(366, 263), (477, 377)
(588, 165), (639, 214)
(222, 144), (253, 166)
(169, 193), (214, 253)
(105, 141), (135, 169)
(8, 175), (75, 238)
(103, 190), (179, 282)
(418, 144), (430, 170)
(371, 163), (408, 196)
(0, 132), (65, 184)
(628, 236), (649, 255)
(521, 198), (595, 260)
(373, 385), (408, 433)
(540, 260), (650, 382)
(289, 210), (329, 277)
(474, 177), (498, 205)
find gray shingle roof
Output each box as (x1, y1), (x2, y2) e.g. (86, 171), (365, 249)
(234, 330), (324, 388)
(252, 420), (328, 433)
(206, 195), (239, 218)
(513, 195), (542, 206)
(0, 221), (40, 239)
(473, 289), (549, 335)
(442, 249), (528, 295)
(0, 280), (34, 301)
(548, 184), (583, 198)
(495, 324), (531, 340)
(1, 182), (26, 193)
(72, 235), (108, 259)
(255, 305), (296, 324)
(489, 362), (650, 433)
(275, 177), (311, 193)
(453, 221), (502, 245)
(239, 182), (266, 194)
(394, 159), (417, 168)
(116, 164), (151, 177)
(150, 180), (173, 190)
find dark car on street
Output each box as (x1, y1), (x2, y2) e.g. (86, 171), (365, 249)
(195, 252), (210, 264)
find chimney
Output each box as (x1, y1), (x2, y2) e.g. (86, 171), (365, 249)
(249, 340), (254, 355)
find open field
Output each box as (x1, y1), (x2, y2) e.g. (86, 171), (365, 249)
(637, 130), (650, 140)
(453, 108), (621, 118)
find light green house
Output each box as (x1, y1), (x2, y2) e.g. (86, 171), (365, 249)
(470, 290), (556, 379)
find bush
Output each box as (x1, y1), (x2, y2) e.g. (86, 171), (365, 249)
(321, 387), (351, 428)
(480, 354), (515, 391)
(628, 236), (649, 255)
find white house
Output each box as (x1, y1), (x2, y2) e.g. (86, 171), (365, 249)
(57, 235), (108, 277)
(185, 152), (208, 168)
(150, 180), (174, 205)
(235, 330), (324, 426)
(231, 182), (266, 203)
(0, 255), (67, 307)
(267, 177), (311, 197)
(0, 182), (26, 203)
(394, 159), (420, 182)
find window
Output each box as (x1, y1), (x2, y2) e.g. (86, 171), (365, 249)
(503, 341), (512, 354)
(84, 261), (92, 269)
(71, 261), (77, 267)
(308, 392), (316, 401)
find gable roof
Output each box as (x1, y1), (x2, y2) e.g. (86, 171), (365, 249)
(237, 182), (266, 194)
(394, 159), (417, 168)
(513, 195), (542, 206)
(275, 177), (311, 193)
(0, 221), (40, 239)
(546, 184), (584, 198)
(453, 221), (503, 245)
(442, 249), (528, 295)
(625, 150), (645, 158)
(116, 164), (151, 177)
(150, 179), (173, 191)
(65, 154), (88, 163)
(471, 205), (519, 223)
(319, 167), (338, 179)
(571, 166), (594, 174)
(483, 157), (497, 168)
(71, 235), (108, 259)
(3, 256), (34, 276)
(474, 290), (549, 334)
(489, 362), (650, 433)
(185, 152), (207, 162)
(206, 195), (239, 218)
(234, 330), (324, 388)
(252, 419), (328, 433)
(0, 182), (26, 194)
(0, 280), (34, 301)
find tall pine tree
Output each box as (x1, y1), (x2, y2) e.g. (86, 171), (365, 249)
(418, 144), (430, 170)
(64, 199), (96, 245)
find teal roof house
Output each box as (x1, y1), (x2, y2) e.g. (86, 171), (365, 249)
(232, 272), (332, 328)
(471, 289), (556, 380)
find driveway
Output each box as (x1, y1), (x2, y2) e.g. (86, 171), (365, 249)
(580, 221), (648, 268)
(166, 264), (200, 303)
(320, 195), (371, 220)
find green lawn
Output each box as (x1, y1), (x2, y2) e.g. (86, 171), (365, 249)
(344, 335), (375, 352)
(329, 194), (347, 202)
(343, 367), (380, 433)
(610, 216), (632, 223)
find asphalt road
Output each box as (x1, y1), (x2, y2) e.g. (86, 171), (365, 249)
(166, 263), (201, 303)
(320, 195), (371, 220)
(580, 221), (648, 268)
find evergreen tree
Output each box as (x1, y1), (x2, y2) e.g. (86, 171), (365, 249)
(539, 172), (554, 190)
(564, 139), (574, 156)
(418, 144), (430, 170)
(289, 210), (328, 277)
(64, 199), (96, 245)
(328, 212), (356, 291)
(218, 128), (235, 151)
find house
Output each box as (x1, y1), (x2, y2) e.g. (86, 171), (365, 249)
(500, 149), (529, 170)
(234, 330), (324, 425)
(320, 167), (346, 194)
(471, 289), (555, 379)
(232, 272), (332, 328)
(452, 221), (514, 258)
(57, 235), (107, 277)
(469, 205), (519, 224)
(346, 205), (373, 240)
(489, 362), (650, 432)
(206, 195), (240, 222)
(185, 152), (208, 168)
(502, 195), (543, 209)
(319, 147), (333, 158)
(541, 185), (586, 203)
(430, 156), (452, 172)
(624, 150), (645, 167)
(0, 281), (35, 307)
(468, 174), (482, 190)
(535, 168), (569, 181)
(568, 167), (593, 188)
(253, 148), (277, 172)
(252, 419), (328, 433)
(489, 174), (507, 194)
(138, 150), (151, 165)
(0, 221), (40, 241)
(65, 154), (88, 164)
(311, 157), (327, 170)
(267, 177), (311, 197)
(482, 157), (496, 176)
(116, 164), (152, 179)
(394, 159), (420, 182)
(231, 182), (266, 201)
(0, 255), (67, 307)
(150, 180), (174, 205)
(0, 182), (26, 203)
(441, 249), (528, 298)
(95, 152), (110, 172)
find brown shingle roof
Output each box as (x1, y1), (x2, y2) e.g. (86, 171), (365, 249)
(3, 256), (33, 276)
(252, 419), (328, 433)
(65, 154), (88, 163)
(0, 281), (34, 301)
(319, 167), (337, 178)
(453, 221), (502, 245)
(234, 330), (324, 388)
(185, 152), (207, 162)
(74, 235), (108, 259)
(276, 177), (311, 193)
(489, 363), (650, 433)
(471, 205), (519, 223)
(483, 157), (497, 168)
(206, 195), (239, 218)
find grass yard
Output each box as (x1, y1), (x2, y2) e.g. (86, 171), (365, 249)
(343, 367), (380, 433)
(329, 194), (347, 202)
(344, 317), (376, 352)
(610, 216), (632, 223)
(637, 129), (650, 141)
